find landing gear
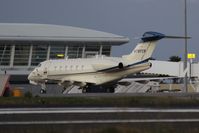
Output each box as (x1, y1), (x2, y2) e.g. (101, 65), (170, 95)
(40, 89), (46, 94)
(106, 87), (115, 93)
(40, 83), (47, 94)
(82, 87), (87, 93)
(82, 85), (89, 93)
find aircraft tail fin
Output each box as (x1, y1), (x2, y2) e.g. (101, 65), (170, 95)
(122, 31), (190, 63)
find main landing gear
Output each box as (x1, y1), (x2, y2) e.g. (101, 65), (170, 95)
(40, 83), (47, 94)
(40, 89), (46, 94)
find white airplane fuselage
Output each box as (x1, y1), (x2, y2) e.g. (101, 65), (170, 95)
(28, 56), (151, 88)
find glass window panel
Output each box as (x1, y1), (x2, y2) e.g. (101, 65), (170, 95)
(0, 45), (11, 66)
(14, 45), (30, 66)
(102, 45), (111, 56)
(50, 45), (65, 59)
(85, 45), (100, 52)
(68, 45), (83, 58)
(31, 44), (48, 66)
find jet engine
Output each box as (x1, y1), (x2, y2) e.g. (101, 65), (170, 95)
(118, 62), (124, 69)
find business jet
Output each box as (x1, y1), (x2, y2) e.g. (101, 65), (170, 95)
(28, 31), (188, 93)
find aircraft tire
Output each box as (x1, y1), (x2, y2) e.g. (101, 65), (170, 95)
(40, 89), (46, 94)
(107, 87), (115, 93)
(82, 88), (87, 93)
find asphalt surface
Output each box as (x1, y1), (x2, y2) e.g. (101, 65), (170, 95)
(10, 84), (199, 98)
(40, 92), (199, 98)
(1, 107), (199, 133)
(1, 107), (199, 124)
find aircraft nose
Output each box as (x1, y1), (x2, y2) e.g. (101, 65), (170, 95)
(28, 72), (34, 80)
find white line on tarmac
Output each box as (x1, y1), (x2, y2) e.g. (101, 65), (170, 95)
(0, 108), (199, 114)
(0, 119), (199, 125)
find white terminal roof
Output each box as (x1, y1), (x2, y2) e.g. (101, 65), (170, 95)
(0, 23), (129, 45)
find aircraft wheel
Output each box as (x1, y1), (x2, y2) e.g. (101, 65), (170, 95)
(107, 87), (115, 93)
(40, 89), (46, 94)
(82, 88), (87, 93)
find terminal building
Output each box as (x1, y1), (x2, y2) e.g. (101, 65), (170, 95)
(0, 23), (129, 75)
(0, 23), (129, 95)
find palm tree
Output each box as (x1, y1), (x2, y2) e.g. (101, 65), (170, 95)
(169, 56), (181, 62)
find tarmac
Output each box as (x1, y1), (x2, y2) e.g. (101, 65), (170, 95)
(1, 107), (199, 133)
(10, 84), (199, 98)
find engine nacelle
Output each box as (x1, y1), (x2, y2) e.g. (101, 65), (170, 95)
(118, 62), (124, 69)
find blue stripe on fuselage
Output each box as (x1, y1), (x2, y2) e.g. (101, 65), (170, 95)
(97, 58), (150, 72)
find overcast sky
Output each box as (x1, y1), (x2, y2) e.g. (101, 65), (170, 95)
(0, 0), (198, 60)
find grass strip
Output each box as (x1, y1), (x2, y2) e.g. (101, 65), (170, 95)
(0, 95), (199, 108)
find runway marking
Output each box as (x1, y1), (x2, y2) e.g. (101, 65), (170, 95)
(1, 108), (199, 114)
(0, 119), (199, 125)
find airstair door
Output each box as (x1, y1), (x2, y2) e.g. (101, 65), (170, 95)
(42, 62), (51, 79)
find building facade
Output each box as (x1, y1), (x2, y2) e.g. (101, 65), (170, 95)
(0, 41), (111, 67)
(0, 23), (129, 75)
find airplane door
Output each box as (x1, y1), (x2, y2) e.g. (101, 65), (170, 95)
(42, 62), (50, 79)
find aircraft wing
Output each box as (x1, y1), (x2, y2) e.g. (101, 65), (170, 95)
(93, 58), (151, 73)
(96, 62), (150, 73)
(60, 74), (98, 86)
(92, 63), (119, 72)
(93, 62), (129, 73)
(120, 77), (177, 82)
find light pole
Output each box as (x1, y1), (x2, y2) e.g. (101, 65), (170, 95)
(184, 0), (188, 92)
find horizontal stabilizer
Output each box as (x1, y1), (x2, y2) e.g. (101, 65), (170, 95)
(141, 31), (191, 42)
(164, 36), (191, 39)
